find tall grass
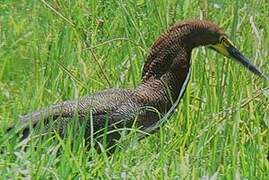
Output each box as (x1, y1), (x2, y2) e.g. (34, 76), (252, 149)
(0, 0), (268, 179)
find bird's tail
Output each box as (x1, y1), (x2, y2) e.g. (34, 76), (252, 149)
(3, 106), (62, 145)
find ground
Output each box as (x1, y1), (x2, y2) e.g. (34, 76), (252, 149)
(0, 0), (268, 179)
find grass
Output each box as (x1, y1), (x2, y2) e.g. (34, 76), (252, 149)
(0, 0), (269, 179)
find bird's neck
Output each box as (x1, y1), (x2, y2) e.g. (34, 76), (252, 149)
(137, 21), (217, 111)
(135, 53), (191, 109)
(142, 21), (219, 82)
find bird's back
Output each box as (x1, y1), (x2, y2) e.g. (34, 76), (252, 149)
(17, 88), (140, 145)
(17, 77), (181, 149)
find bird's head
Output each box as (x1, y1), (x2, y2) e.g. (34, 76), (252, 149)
(143, 20), (268, 81)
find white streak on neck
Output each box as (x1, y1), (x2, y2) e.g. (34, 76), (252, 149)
(143, 67), (192, 133)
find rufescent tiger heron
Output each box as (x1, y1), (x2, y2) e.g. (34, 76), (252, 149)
(9, 20), (268, 152)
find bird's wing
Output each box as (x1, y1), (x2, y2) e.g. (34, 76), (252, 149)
(15, 89), (133, 133)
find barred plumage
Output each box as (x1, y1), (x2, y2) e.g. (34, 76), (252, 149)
(10, 20), (265, 152)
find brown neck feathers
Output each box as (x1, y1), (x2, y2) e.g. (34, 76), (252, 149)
(142, 20), (224, 81)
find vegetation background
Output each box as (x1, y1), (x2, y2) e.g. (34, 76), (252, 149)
(0, 0), (268, 179)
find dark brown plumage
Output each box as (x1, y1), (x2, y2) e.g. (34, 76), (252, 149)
(11, 20), (266, 151)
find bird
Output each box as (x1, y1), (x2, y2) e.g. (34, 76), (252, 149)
(8, 20), (267, 152)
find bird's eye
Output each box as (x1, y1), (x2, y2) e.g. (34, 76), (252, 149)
(219, 35), (232, 47)
(219, 35), (226, 43)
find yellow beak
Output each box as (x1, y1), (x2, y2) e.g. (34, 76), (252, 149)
(210, 38), (267, 80)
(211, 43), (230, 57)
